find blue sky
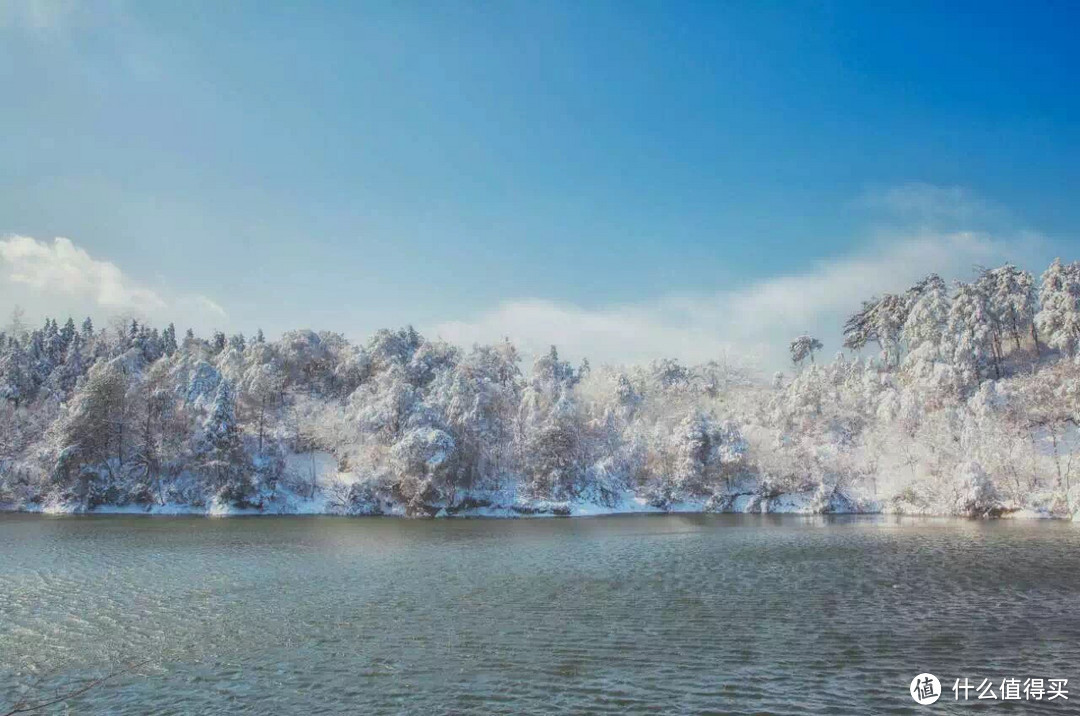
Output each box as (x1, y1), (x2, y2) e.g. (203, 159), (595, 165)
(1, 0), (1078, 369)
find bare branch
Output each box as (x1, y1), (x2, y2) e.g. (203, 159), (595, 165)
(2, 661), (148, 716)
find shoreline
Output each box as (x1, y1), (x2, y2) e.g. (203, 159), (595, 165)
(1, 499), (1069, 520)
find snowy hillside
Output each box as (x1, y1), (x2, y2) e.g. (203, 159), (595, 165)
(2, 260), (1080, 519)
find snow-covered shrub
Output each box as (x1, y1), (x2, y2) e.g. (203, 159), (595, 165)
(389, 426), (458, 513)
(952, 461), (1001, 517)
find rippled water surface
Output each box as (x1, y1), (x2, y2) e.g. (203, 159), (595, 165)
(2, 514), (1079, 714)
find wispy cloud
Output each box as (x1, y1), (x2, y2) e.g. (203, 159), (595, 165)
(1, 0), (161, 80)
(2, 186), (1050, 369)
(0, 0), (99, 33)
(181, 294), (227, 320)
(433, 187), (1046, 373)
(0, 234), (227, 330)
(857, 182), (1006, 228)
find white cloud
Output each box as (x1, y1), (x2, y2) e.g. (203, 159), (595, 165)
(0, 234), (226, 330)
(856, 182), (1018, 233)
(432, 229), (1044, 374)
(1, 0), (161, 80)
(180, 294), (228, 320)
(0, 0), (94, 33)
(0, 235), (165, 309)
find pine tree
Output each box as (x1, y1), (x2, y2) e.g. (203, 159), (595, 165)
(1036, 258), (1080, 356)
(789, 335), (823, 366)
(0, 341), (34, 408)
(130, 363), (173, 505)
(43, 321), (66, 373)
(183, 328), (197, 352)
(146, 327), (163, 362)
(674, 411), (712, 497)
(54, 333), (87, 396)
(60, 317), (76, 350)
(981, 264), (1038, 353)
(947, 280), (997, 381)
(51, 360), (128, 497)
(198, 380), (253, 505)
(126, 319), (140, 350)
(27, 328), (49, 388)
(902, 274), (950, 355)
(162, 323), (178, 356)
(843, 294), (908, 367)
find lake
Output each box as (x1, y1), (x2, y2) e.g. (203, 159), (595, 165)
(1, 514), (1078, 714)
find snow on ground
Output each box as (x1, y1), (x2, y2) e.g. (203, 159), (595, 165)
(1, 455), (1069, 519)
(4, 497), (1068, 518)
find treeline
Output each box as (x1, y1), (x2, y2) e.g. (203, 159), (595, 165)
(777, 259), (1080, 516)
(1, 257), (1080, 517)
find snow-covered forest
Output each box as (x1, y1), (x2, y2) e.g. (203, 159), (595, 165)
(3, 258), (1080, 518)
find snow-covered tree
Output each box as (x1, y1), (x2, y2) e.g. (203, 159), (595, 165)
(902, 274), (950, 356)
(0, 341), (35, 408)
(843, 294), (908, 367)
(390, 426), (457, 513)
(196, 380), (253, 506)
(670, 411), (747, 499)
(162, 323), (178, 357)
(1036, 258), (1080, 356)
(240, 360), (283, 454)
(185, 360), (222, 407)
(4, 261), (1080, 519)
(981, 264), (1038, 353)
(519, 347), (586, 499)
(49, 360), (130, 501)
(46, 333), (86, 398)
(209, 331), (225, 354)
(947, 280), (998, 381)
(789, 335), (823, 366)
